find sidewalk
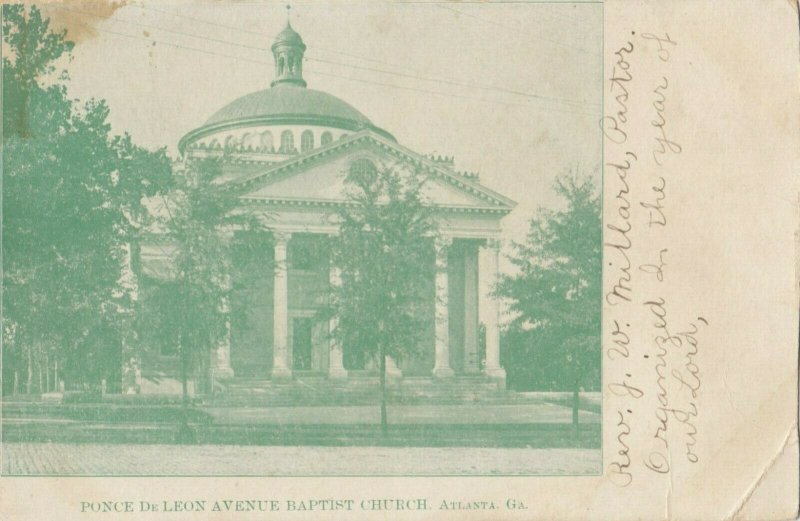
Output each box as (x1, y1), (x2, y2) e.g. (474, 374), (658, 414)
(1, 442), (601, 476)
(203, 402), (601, 425)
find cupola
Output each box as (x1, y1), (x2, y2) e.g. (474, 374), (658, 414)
(271, 22), (307, 88)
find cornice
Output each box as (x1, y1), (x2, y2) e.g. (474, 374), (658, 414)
(224, 130), (518, 211)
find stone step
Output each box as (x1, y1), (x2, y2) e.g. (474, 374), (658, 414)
(217, 388), (506, 400)
(210, 375), (512, 407)
(207, 390), (534, 407)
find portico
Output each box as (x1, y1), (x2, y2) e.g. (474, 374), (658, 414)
(212, 228), (507, 384)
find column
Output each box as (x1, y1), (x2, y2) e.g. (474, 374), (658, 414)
(272, 231), (292, 379)
(482, 238), (506, 382)
(213, 232), (234, 379)
(212, 295), (235, 379)
(433, 236), (454, 377)
(463, 242), (480, 374)
(328, 264), (348, 379)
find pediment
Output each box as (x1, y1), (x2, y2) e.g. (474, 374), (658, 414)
(225, 131), (515, 212)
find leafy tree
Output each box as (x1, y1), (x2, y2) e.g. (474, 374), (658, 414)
(496, 174), (601, 432)
(2, 4), (172, 394)
(329, 160), (437, 435)
(146, 158), (267, 413)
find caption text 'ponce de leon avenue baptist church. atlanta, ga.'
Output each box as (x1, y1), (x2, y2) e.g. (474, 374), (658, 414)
(138, 20), (518, 394)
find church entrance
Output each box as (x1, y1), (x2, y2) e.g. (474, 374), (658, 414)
(291, 317), (314, 371)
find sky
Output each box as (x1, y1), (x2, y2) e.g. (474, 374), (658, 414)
(40, 0), (602, 246)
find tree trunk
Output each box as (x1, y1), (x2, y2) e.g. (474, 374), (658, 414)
(26, 346), (33, 394)
(180, 335), (190, 406)
(379, 344), (388, 438)
(572, 385), (580, 439)
(37, 352), (43, 395)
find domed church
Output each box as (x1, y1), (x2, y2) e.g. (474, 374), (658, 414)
(139, 21), (516, 396)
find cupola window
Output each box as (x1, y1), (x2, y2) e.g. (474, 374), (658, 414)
(280, 130), (295, 153)
(321, 131), (332, 146)
(301, 130), (314, 152)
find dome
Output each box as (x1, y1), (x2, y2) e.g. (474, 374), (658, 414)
(204, 85), (373, 128)
(272, 22), (304, 49)
(178, 21), (395, 152)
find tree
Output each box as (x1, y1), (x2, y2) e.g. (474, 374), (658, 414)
(2, 5), (172, 394)
(496, 174), (601, 433)
(146, 158), (267, 417)
(329, 159), (437, 435)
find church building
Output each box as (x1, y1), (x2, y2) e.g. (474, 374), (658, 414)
(139, 21), (516, 395)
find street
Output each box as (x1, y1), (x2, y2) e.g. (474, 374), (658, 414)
(2, 442), (601, 476)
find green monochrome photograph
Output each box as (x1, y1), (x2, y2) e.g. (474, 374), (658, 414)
(1, 1), (602, 476)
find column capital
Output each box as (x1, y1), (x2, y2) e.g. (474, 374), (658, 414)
(273, 230), (292, 243)
(483, 237), (502, 251)
(435, 235), (453, 270)
(435, 234), (454, 251)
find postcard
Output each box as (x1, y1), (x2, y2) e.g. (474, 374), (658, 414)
(0, 0), (797, 519)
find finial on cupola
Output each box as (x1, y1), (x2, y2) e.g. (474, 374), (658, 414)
(271, 4), (307, 88)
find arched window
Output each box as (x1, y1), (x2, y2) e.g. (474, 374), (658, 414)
(301, 130), (314, 152)
(321, 131), (333, 146)
(348, 158), (378, 186)
(224, 135), (237, 149)
(208, 139), (220, 149)
(260, 131), (273, 151)
(280, 130), (295, 153)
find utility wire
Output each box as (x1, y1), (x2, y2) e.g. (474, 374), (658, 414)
(53, 4), (595, 110)
(54, 13), (599, 117)
(539, 5), (600, 30)
(434, 4), (601, 58)
(306, 54), (595, 109)
(135, 3), (411, 71)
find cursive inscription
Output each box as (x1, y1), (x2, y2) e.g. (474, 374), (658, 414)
(604, 30), (707, 487)
(651, 77), (682, 166)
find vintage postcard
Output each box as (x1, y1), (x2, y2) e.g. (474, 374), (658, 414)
(0, 0), (797, 519)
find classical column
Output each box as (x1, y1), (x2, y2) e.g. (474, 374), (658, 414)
(272, 231), (292, 379)
(433, 236), (454, 378)
(328, 264), (348, 379)
(482, 238), (506, 382)
(212, 295), (235, 379)
(213, 231), (234, 379)
(463, 242), (480, 374)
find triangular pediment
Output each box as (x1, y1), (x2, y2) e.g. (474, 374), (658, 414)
(223, 131), (516, 212)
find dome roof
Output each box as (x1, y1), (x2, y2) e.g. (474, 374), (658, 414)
(204, 84), (372, 128)
(178, 22), (395, 152)
(272, 22), (304, 49)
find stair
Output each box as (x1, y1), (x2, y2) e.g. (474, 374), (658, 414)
(208, 375), (533, 407)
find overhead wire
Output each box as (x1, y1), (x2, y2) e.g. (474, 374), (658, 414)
(52, 4), (596, 111)
(135, 3), (414, 71)
(46, 6), (600, 117)
(433, 4), (601, 58)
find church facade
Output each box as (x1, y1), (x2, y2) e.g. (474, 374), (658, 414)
(139, 22), (516, 394)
